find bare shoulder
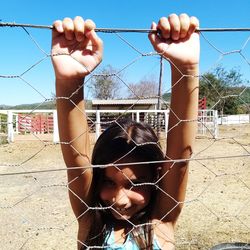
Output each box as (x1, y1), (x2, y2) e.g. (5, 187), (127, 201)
(152, 219), (175, 250)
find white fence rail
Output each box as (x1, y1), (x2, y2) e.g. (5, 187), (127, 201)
(0, 109), (220, 143)
(218, 114), (250, 125)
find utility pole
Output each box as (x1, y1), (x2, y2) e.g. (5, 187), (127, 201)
(157, 56), (163, 137)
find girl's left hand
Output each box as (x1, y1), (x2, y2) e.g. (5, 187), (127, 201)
(148, 13), (200, 69)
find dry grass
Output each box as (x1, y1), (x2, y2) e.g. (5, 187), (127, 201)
(0, 124), (249, 249)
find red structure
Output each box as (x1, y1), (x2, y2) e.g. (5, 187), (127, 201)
(199, 97), (207, 110)
(18, 113), (54, 134)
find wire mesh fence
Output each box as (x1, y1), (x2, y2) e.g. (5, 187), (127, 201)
(0, 21), (249, 250)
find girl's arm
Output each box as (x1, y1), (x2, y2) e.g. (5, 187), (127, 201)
(149, 13), (200, 224)
(51, 16), (103, 218)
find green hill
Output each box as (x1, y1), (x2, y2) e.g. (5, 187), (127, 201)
(0, 100), (56, 110)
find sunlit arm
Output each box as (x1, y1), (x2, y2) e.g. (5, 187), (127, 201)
(56, 78), (93, 218)
(160, 64), (199, 223)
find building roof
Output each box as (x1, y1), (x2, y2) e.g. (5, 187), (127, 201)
(92, 98), (162, 106)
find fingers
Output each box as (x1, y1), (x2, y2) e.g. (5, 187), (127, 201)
(188, 16), (200, 36)
(84, 19), (96, 31)
(74, 16), (85, 42)
(157, 13), (199, 40)
(53, 20), (63, 33)
(179, 13), (190, 39)
(85, 28), (103, 63)
(62, 17), (75, 40)
(158, 17), (170, 39)
(53, 16), (97, 42)
(52, 20), (63, 39)
(168, 14), (181, 40)
(148, 22), (161, 50)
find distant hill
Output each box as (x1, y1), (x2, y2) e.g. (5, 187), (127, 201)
(0, 96), (172, 111)
(0, 100), (93, 110)
(0, 100), (56, 110)
(162, 92), (171, 101)
(0, 104), (11, 110)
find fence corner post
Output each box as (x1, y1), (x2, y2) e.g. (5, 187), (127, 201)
(214, 110), (219, 139)
(136, 111), (140, 122)
(164, 110), (169, 139)
(95, 110), (101, 140)
(7, 110), (14, 143)
(53, 110), (59, 144)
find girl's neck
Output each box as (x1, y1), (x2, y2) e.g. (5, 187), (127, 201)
(113, 219), (132, 231)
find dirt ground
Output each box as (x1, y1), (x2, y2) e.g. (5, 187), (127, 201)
(0, 124), (249, 250)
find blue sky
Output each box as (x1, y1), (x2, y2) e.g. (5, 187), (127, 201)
(0, 0), (249, 105)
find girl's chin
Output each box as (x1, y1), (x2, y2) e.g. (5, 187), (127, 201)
(111, 211), (133, 220)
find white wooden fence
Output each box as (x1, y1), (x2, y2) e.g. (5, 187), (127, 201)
(198, 109), (218, 138)
(1, 109), (220, 143)
(218, 114), (250, 125)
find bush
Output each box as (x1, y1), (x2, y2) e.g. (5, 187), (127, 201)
(0, 134), (8, 145)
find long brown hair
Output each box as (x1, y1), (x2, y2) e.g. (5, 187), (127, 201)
(83, 119), (164, 249)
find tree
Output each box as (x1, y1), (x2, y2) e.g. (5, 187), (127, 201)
(199, 66), (249, 114)
(127, 76), (158, 98)
(90, 65), (121, 100)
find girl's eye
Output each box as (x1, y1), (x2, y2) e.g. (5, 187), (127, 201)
(103, 179), (115, 188)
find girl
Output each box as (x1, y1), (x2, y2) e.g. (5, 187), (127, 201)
(52, 13), (200, 250)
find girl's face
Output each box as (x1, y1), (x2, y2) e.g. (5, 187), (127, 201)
(99, 163), (154, 220)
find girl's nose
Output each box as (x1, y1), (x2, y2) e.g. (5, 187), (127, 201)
(114, 188), (130, 206)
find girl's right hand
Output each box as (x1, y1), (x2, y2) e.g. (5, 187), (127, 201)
(51, 16), (103, 80)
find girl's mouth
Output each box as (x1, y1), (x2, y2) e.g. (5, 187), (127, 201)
(114, 206), (134, 216)
(115, 207), (129, 212)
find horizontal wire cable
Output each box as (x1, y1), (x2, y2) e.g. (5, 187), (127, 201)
(0, 22), (250, 32)
(1, 153), (249, 176)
